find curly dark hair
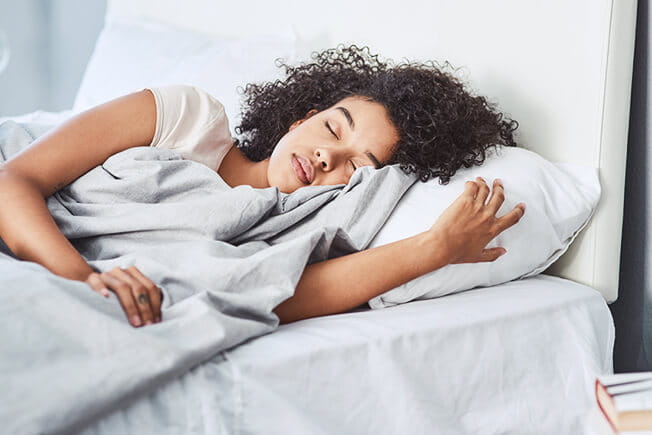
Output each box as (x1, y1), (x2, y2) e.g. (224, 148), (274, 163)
(234, 45), (519, 184)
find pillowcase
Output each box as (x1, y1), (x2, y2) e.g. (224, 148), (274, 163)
(73, 17), (298, 131)
(366, 145), (600, 309)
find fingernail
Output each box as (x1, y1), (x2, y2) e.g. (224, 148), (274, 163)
(132, 315), (142, 326)
(101, 289), (110, 297)
(145, 320), (153, 326)
(496, 178), (502, 185)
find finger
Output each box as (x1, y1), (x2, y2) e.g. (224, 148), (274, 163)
(126, 266), (162, 323)
(463, 180), (479, 199)
(494, 202), (526, 234)
(474, 177), (490, 206)
(112, 268), (156, 326)
(101, 272), (143, 327)
(486, 179), (506, 214)
(480, 247), (507, 262)
(85, 273), (111, 298)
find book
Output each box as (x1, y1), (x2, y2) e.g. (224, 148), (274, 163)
(596, 372), (652, 432)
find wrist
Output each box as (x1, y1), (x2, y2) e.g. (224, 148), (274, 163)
(417, 229), (454, 272)
(45, 258), (95, 282)
(71, 261), (96, 281)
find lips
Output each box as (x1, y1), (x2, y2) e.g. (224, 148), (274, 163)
(291, 154), (314, 184)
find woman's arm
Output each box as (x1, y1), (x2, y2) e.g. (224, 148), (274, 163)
(0, 89), (156, 280)
(274, 178), (525, 324)
(274, 231), (447, 324)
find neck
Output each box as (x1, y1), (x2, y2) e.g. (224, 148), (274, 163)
(218, 145), (270, 189)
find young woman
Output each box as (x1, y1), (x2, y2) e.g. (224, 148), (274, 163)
(0, 45), (525, 327)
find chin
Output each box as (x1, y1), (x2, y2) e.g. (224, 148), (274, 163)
(270, 171), (301, 193)
(278, 184), (300, 194)
(270, 178), (296, 194)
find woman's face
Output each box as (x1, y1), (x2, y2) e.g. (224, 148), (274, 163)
(266, 96), (399, 193)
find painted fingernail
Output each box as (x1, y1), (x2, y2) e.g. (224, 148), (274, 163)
(132, 315), (142, 326)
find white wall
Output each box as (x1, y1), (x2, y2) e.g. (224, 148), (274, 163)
(0, 1), (49, 116)
(0, 0), (106, 116)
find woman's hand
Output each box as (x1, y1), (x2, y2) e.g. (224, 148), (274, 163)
(85, 266), (163, 327)
(429, 177), (526, 265)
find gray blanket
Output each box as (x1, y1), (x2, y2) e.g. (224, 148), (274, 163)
(0, 120), (416, 434)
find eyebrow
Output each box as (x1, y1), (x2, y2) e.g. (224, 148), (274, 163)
(336, 107), (355, 129)
(336, 106), (383, 169)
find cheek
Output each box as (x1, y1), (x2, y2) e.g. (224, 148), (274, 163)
(271, 130), (297, 154)
(266, 140), (288, 176)
(266, 158), (284, 184)
(266, 151), (300, 192)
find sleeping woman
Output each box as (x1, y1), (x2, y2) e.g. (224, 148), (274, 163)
(0, 45), (525, 328)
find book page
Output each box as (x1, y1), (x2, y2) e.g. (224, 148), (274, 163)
(598, 373), (652, 387)
(614, 389), (652, 412)
(609, 380), (652, 396)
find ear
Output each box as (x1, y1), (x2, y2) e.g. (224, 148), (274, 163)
(289, 109), (318, 131)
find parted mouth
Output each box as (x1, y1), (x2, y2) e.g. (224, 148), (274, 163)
(291, 154), (314, 184)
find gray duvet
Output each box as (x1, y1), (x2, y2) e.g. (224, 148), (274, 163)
(0, 121), (416, 434)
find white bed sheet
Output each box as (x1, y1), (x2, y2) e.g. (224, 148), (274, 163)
(211, 274), (614, 435)
(77, 274), (612, 435)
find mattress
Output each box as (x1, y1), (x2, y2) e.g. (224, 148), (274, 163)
(79, 274), (614, 435)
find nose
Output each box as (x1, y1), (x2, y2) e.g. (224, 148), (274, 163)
(315, 148), (341, 171)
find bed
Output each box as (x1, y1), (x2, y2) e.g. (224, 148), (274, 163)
(0, 0), (636, 434)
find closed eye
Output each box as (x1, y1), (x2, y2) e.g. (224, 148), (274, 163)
(325, 121), (338, 140)
(325, 121), (356, 172)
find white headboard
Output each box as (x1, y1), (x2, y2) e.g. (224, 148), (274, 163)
(106, 0), (637, 302)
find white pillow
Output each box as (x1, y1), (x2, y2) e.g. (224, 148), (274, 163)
(367, 145), (600, 309)
(73, 17), (298, 131)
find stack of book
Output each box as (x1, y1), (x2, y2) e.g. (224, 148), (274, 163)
(596, 372), (652, 433)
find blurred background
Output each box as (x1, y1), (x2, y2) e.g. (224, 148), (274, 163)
(0, 0), (106, 116)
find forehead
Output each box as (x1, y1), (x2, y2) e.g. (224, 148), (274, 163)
(326, 96), (399, 162)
